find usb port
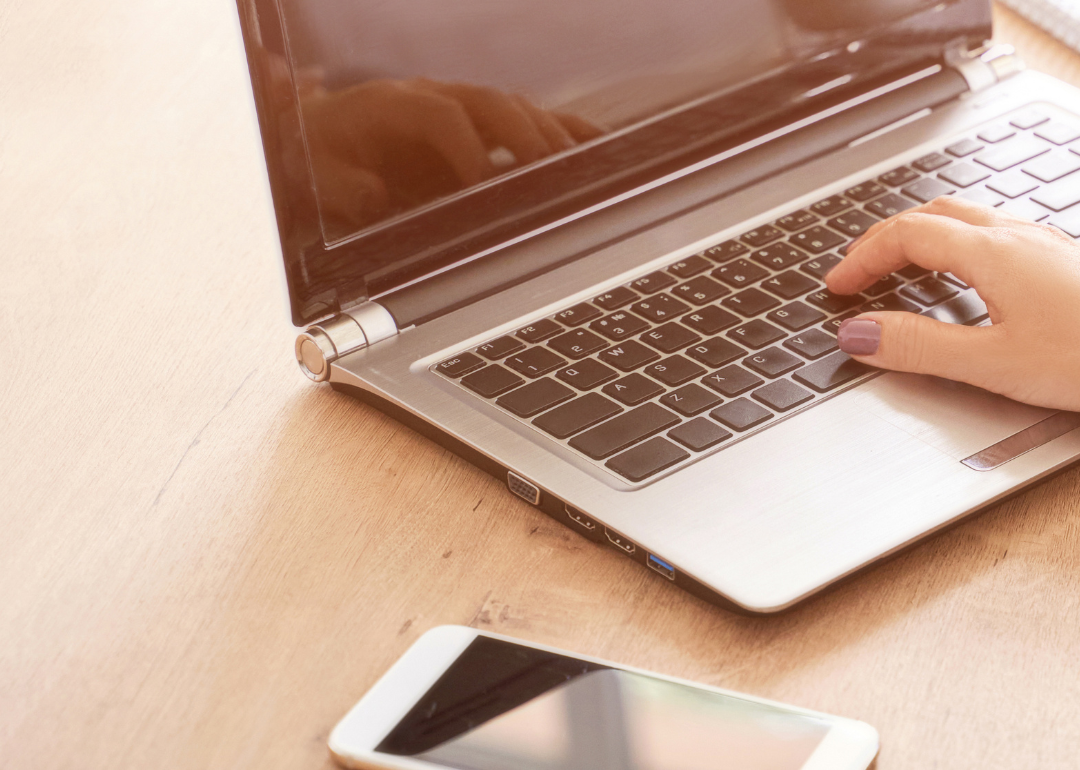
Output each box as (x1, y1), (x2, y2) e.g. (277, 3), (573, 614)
(647, 554), (676, 580)
(565, 505), (597, 531)
(605, 528), (635, 555)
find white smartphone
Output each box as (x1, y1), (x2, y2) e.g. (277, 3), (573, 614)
(329, 626), (878, 770)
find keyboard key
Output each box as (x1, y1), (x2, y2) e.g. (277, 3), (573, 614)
(775, 209), (818, 232)
(845, 181), (886, 201)
(792, 352), (873, 393)
(974, 136), (1049, 172)
(702, 239), (748, 263)
(1010, 109), (1048, 129)
(959, 187), (1006, 207)
(897, 264), (931, 279)
(505, 347), (567, 377)
(555, 302), (602, 326)
(660, 384), (722, 416)
(987, 169), (1039, 198)
(945, 138), (983, 157)
(879, 166), (920, 186)
(912, 152), (951, 172)
(784, 328), (839, 360)
(977, 124), (1016, 143)
(593, 287), (639, 311)
(570, 402), (680, 459)
(477, 335), (526, 360)
(865, 193), (917, 218)
(864, 274), (904, 296)
(789, 226), (845, 254)
(711, 398), (773, 431)
(547, 328), (607, 359)
(681, 305), (741, 335)
(603, 373), (665, 405)
(1048, 206), (1080, 236)
(701, 365), (763, 397)
(938, 162), (990, 188)
(606, 437), (689, 481)
(921, 291), (989, 326)
(461, 365), (525, 397)
(1035, 121), (1080, 145)
(753, 379), (814, 412)
(822, 311), (859, 336)
(517, 318), (563, 343)
(629, 271), (677, 294)
(686, 337), (746, 368)
(437, 352), (485, 377)
(630, 293), (691, 322)
(727, 319), (786, 349)
(496, 378), (575, 417)
(760, 270), (820, 299)
(744, 347), (803, 378)
(767, 301), (826, 331)
(643, 355), (707, 387)
(751, 243), (810, 270)
(740, 224), (785, 247)
(533, 392), (623, 439)
(712, 258), (769, 288)
(1023, 150), (1080, 183)
(1000, 197), (1050, 221)
(591, 311), (650, 341)
(861, 293), (921, 313)
(670, 275), (730, 305)
(640, 322), (701, 353)
(827, 209), (878, 237)
(900, 277), (958, 306)
(806, 288), (864, 314)
(721, 287), (781, 316)
(902, 177), (957, 203)
(810, 195), (853, 217)
(556, 358), (619, 389)
(937, 271), (969, 290)
(598, 340), (661, 371)
(801, 254), (843, 279)
(668, 418), (732, 451)
(668, 254), (713, 279)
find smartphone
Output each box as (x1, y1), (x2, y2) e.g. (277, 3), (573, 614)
(329, 626), (879, 770)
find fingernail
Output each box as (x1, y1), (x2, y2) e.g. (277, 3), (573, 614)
(837, 318), (881, 356)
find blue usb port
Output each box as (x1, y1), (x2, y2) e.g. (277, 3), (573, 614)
(647, 554), (675, 580)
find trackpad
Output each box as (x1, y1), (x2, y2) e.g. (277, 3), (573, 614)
(853, 372), (1056, 461)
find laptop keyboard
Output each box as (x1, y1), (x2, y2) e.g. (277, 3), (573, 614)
(433, 106), (1077, 483)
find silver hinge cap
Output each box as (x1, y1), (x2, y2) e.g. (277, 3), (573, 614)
(295, 301), (398, 382)
(949, 43), (1025, 93)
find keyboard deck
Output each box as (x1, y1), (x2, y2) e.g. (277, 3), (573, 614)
(433, 106), (1078, 484)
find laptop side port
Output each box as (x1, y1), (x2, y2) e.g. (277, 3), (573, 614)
(647, 554), (676, 580)
(565, 505), (597, 532)
(605, 528), (636, 555)
(507, 472), (540, 505)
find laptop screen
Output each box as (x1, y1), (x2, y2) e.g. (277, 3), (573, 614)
(238, 0), (991, 324)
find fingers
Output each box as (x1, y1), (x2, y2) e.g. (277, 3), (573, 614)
(837, 312), (1009, 385)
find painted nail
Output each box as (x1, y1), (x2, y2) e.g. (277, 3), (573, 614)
(837, 318), (881, 356)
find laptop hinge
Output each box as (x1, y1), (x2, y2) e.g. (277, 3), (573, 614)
(947, 42), (1025, 93)
(295, 300), (399, 382)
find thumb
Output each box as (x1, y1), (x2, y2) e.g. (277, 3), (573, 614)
(837, 312), (1006, 385)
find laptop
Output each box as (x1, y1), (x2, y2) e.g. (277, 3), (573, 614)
(235, 0), (1080, 613)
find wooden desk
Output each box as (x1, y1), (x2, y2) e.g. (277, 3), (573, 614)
(3, 4), (1079, 768)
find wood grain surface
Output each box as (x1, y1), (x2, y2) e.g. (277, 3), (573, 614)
(2, 3), (1079, 768)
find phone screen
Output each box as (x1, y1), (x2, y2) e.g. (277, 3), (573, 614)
(375, 636), (830, 770)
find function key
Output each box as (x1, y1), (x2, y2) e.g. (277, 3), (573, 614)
(783, 328), (839, 360)
(517, 318), (563, 343)
(740, 224), (785, 247)
(643, 355), (707, 387)
(712, 258), (769, 288)
(726, 319), (786, 350)
(751, 243), (809, 270)
(801, 254), (843, 280)
(598, 339), (661, 371)
(865, 193), (917, 218)
(911, 152), (951, 173)
(593, 286), (639, 311)
(945, 138), (984, 157)
(590, 311), (649, 341)
(555, 302), (602, 326)
(556, 358), (618, 389)
(845, 181), (886, 201)
(701, 365), (763, 397)
(901, 177), (957, 203)
(744, 347), (803, 378)
(602, 373), (665, 406)
(660, 383), (723, 417)
(630, 271), (677, 294)
(668, 417), (732, 452)
(668, 254), (713, 279)
(789, 225), (845, 254)
(827, 208), (878, 237)
(477, 335), (525, 360)
(680, 305), (741, 335)
(810, 194), (853, 217)
(1010, 109), (1049, 130)
(495, 378), (575, 418)
(461, 365), (525, 398)
(711, 398), (773, 431)
(670, 275), (730, 305)
(1035, 121), (1080, 145)
(702, 239), (749, 263)
(878, 166), (920, 186)
(547, 328), (607, 359)
(900, 276), (959, 306)
(938, 162), (990, 188)
(533, 392), (623, 439)
(605, 437), (689, 482)
(505, 347), (567, 378)
(640, 322), (701, 353)
(753, 380), (814, 412)
(630, 293), (691, 322)
(436, 352), (485, 378)
(977, 124), (1016, 143)
(774, 209), (818, 232)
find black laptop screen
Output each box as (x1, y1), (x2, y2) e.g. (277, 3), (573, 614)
(238, 0), (991, 324)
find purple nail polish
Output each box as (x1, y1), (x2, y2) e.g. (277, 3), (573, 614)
(837, 318), (881, 356)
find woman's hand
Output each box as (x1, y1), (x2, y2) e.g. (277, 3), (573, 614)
(825, 196), (1080, 411)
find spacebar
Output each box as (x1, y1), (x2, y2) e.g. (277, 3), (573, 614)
(792, 352), (874, 393)
(569, 403), (679, 459)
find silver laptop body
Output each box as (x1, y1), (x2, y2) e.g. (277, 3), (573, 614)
(236, 0), (1080, 613)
